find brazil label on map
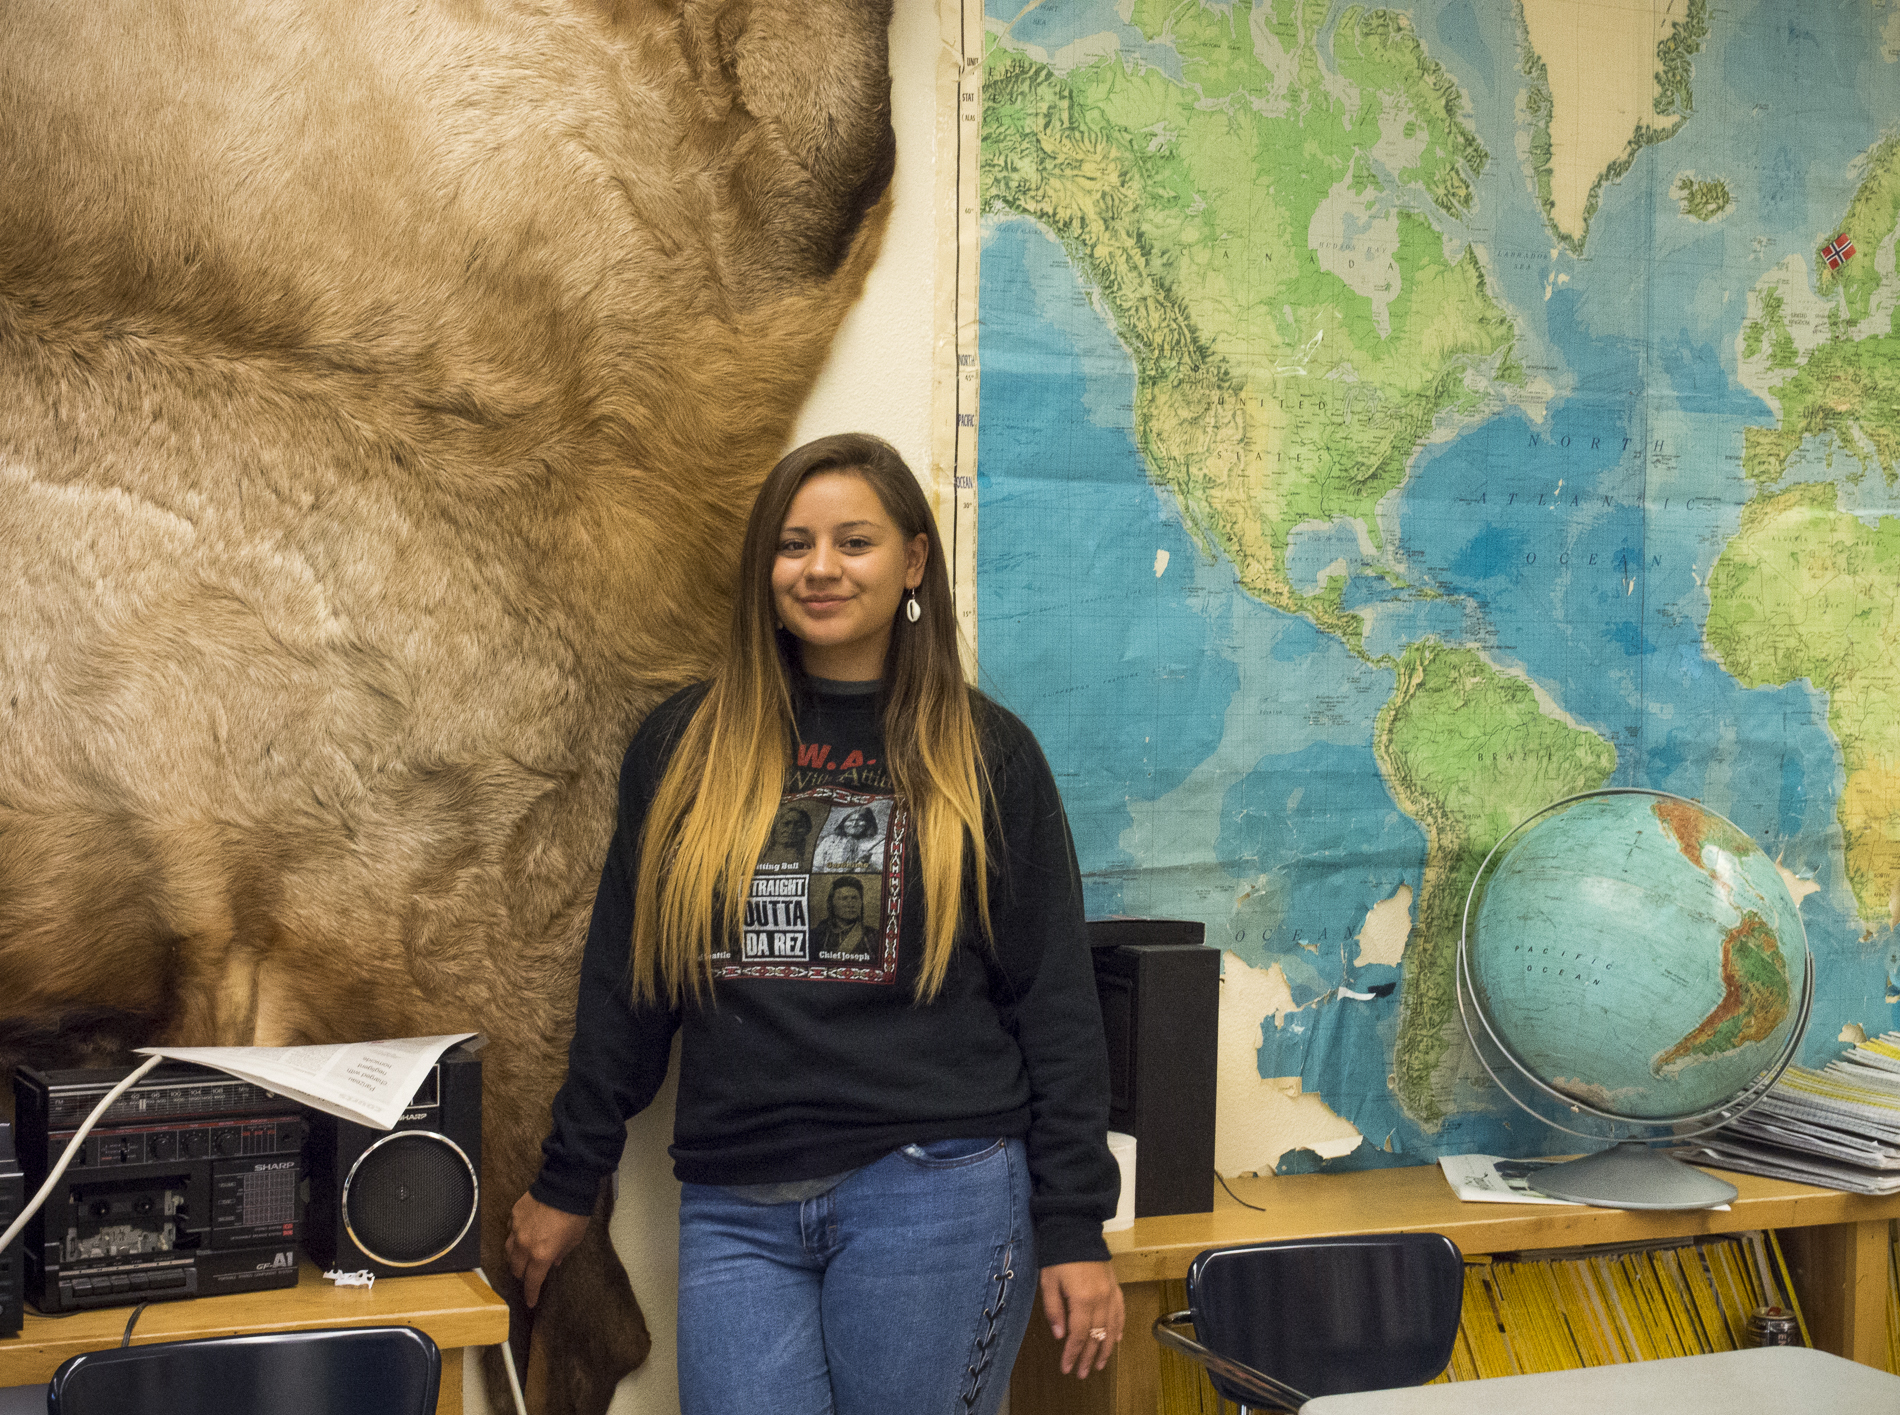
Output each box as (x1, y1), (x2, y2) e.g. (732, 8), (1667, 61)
(972, 0), (1900, 1174)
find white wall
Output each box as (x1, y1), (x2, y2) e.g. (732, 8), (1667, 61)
(791, 0), (945, 481)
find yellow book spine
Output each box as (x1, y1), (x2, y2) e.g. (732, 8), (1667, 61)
(1602, 1255), (1659, 1362)
(1442, 1322), (1480, 1383)
(1509, 1261), (1560, 1373)
(1662, 1249), (1706, 1355)
(1464, 1260), (1520, 1379)
(1766, 1230), (1813, 1347)
(1606, 1256), (1653, 1361)
(1565, 1256), (1631, 1364)
(1590, 1254), (1647, 1362)
(1886, 1222), (1900, 1375)
(1664, 1253), (1725, 1352)
(1649, 1249), (1697, 1352)
(1459, 1261), (1504, 1367)
(1631, 1252), (1679, 1356)
(1544, 1261), (1593, 1366)
(1741, 1231), (1775, 1309)
(1544, 1260), (1599, 1367)
(1513, 1260), (1570, 1372)
(1706, 1238), (1758, 1347)
(1677, 1243), (1736, 1353)
(1532, 1258), (1588, 1369)
(1672, 1248), (1709, 1354)
(1488, 1262), (1545, 1373)
(1523, 1262), (1577, 1372)
(1636, 1251), (1691, 1359)
(1619, 1252), (1681, 1360)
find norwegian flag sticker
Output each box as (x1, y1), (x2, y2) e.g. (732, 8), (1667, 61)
(1823, 233), (1856, 269)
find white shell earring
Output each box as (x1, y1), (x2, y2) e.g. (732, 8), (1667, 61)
(905, 591), (921, 623)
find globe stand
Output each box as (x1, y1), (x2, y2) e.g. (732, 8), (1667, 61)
(1529, 1141), (1737, 1210)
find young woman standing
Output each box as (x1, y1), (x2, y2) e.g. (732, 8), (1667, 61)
(507, 433), (1124, 1413)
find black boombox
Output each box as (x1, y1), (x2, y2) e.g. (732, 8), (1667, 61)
(1, 1121), (22, 1337)
(11, 1043), (481, 1314)
(11, 1063), (306, 1314)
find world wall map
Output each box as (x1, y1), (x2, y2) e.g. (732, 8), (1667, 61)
(970, 0), (1900, 1173)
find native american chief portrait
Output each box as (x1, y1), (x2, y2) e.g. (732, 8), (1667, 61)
(0, 1), (896, 1409)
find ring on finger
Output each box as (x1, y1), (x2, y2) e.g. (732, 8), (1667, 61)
(1088, 1327), (1110, 1341)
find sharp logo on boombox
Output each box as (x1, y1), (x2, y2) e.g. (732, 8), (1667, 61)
(254, 1160), (297, 1171)
(401, 1109), (428, 1123)
(254, 1251), (296, 1272)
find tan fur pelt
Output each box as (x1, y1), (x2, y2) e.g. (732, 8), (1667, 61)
(0, 0), (893, 1408)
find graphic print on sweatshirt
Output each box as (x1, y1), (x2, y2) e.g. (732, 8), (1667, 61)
(718, 780), (908, 985)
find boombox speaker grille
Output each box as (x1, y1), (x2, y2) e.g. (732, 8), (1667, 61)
(342, 1132), (478, 1268)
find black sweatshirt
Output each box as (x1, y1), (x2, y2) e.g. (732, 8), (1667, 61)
(530, 682), (1118, 1268)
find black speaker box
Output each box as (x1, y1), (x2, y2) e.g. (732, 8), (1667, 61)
(0, 1121), (22, 1337)
(1090, 919), (1219, 1218)
(302, 1044), (481, 1278)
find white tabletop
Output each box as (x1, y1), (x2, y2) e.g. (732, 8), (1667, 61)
(1300, 1346), (1900, 1412)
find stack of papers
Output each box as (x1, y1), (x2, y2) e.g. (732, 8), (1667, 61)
(1687, 1032), (1900, 1195)
(1438, 1154), (1585, 1205)
(135, 1033), (481, 1131)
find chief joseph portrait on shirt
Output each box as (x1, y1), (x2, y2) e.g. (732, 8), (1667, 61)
(812, 874), (879, 960)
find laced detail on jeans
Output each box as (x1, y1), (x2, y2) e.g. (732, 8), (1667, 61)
(960, 1244), (1017, 1410)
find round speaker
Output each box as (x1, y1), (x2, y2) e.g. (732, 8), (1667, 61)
(340, 1130), (478, 1268)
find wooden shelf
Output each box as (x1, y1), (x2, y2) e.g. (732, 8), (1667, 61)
(0, 1259), (509, 1415)
(1011, 1163), (1900, 1415)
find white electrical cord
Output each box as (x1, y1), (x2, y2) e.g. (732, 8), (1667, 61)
(473, 1266), (532, 1415)
(0, 1053), (166, 1260)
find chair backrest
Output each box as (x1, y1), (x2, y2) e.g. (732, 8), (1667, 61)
(46, 1324), (440, 1415)
(1187, 1232), (1462, 1407)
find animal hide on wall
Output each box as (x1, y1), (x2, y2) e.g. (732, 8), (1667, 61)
(0, 1), (894, 1409)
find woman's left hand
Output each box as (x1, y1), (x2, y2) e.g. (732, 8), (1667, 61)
(1038, 1260), (1126, 1377)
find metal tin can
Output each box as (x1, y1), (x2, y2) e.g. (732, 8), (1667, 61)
(1747, 1304), (1799, 1347)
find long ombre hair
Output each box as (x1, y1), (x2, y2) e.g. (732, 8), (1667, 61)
(631, 434), (992, 1005)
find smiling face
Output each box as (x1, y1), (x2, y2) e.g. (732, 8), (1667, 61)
(771, 470), (928, 681)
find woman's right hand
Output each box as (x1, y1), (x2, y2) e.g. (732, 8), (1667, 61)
(506, 1191), (593, 1307)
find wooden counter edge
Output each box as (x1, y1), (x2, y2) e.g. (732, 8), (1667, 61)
(0, 1263), (510, 1389)
(1103, 1165), (1900, 1285)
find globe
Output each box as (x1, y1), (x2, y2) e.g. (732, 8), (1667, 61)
(1459, 789), (1813, 1209)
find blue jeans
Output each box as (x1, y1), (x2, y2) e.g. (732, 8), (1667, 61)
(676, 1137), (1036, 1415)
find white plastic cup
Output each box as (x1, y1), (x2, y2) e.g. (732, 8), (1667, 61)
(1104, 1131), (1137, 1231)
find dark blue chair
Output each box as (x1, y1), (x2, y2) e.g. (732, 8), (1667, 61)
(1152, 1233), (1464, 1412)
(46, 1325), (440, 1415)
